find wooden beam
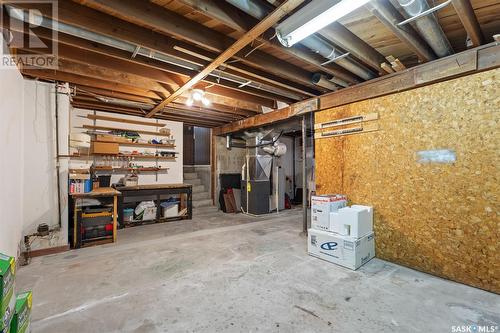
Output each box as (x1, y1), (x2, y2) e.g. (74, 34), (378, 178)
(452, 0), (485, 47)
(213, 107), (292, 135)
(73, 97), (242, 122)
(214, 42), (500, 135)
(85, 114), (167, 127)
(73, 102), (225, 127)
(145, 0), (305, 117)
(22, 68), (162, 99)
(75, 86), (157, 104)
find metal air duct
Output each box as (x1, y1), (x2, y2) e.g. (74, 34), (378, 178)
(396, 0), (453, 57)
(312, 73), (339, 91)
(226, 0), (377, 81)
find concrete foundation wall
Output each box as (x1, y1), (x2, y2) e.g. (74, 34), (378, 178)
(0, 40), (25, 257)
(22, 81), (70, 251)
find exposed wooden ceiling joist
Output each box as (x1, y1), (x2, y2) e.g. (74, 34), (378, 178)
(144, 0), (306, 118)
(72, 101), (226, 127)
(8, 23), (295, 106)
(367, 0), (436, 62)
(69, 0), (330, 92)
(452, 0), (486, 47)
(175, 0), (367, 82)
(14, 0), (324, 98)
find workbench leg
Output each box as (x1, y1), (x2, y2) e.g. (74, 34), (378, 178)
(113, 195), (118, 243)
(188, 188), (193, 219)
(117, 195), (123, 229)
(73, 199), (78, 249)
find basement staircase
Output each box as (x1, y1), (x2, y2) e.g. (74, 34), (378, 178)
(184, 171), (212, 208)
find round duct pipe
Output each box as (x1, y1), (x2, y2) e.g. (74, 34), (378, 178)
(226, 0), (375, 82)
(312, 73), (340, 91)
(397, 0), (453, 57)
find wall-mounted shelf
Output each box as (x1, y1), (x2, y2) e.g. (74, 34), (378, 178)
(96, 140), (176, 149)
(94, 167), (169, 173)
(59, 154), (176, 161)
(82, 124), (171, 137)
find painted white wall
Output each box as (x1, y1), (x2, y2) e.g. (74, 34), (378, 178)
(22, 81), (70, 250)
(0, 39), (25, 257)
(70, 108), (183, 185)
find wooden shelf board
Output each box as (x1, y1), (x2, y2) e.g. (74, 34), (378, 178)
(82, 124), (171, 136)
(85, 114), (166, 127)
(59, 154), (176, 160)
(95, 140), (176, 148)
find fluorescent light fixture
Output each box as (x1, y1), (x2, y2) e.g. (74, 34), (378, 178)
(276, 0), (372, 47)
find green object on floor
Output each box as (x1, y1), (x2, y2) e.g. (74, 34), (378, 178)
(10, 292), (32, 333)
(0, 253), (15, 333)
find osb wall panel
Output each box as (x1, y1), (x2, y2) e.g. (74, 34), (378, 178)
(315, 69), (499, 293)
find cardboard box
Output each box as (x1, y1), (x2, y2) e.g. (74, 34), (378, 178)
(311, 195), (347, 231)
(308, 229), (375, 270)
(91, 141), (119, 155)
(330, 205), (373, 238)
(10, 291), (32, 333)
(0, 254), (15, 333)
(0, 294), (14, 333)
(95, 134), (130, 143)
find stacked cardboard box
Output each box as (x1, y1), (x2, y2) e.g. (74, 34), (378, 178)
(308, 195), (375, 270)
(10, 292), (32, 333)
(0, 254), (15, 333)
(0, 254), (32, 333)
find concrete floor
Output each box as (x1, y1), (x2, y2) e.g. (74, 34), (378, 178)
(17, 207), (500, 333)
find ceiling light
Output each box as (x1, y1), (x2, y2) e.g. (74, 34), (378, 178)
(202, 97), (210, 107)
(185, 98), (194, 107)
(192, 89), (204, 101)
(276, 0), (372, 47)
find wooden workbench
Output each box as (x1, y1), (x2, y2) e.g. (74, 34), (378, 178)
(115, 183), (193, 227)
(70, 187), (121, 248)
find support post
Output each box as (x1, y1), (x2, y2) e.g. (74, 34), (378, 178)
(302, 115), (307, 234)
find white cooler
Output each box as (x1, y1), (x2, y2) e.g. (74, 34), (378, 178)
(330, 205), (373, 238)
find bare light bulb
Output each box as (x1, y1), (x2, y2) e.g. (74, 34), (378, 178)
(186, 98), (194, 107)
(202, 97), (210, 106)
(192, 89), (204, 101)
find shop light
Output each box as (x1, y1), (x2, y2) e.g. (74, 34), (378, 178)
(276, 0), (372, 47)
(192, 89), (204, 101)
(185, 88), (210, 107)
